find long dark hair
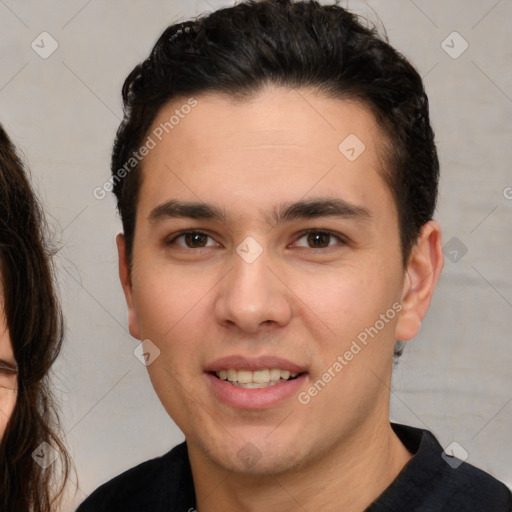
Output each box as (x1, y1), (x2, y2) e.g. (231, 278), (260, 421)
(0, 124), (70, 511)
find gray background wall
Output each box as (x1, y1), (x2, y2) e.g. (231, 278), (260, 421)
(0, 1), (510, 509)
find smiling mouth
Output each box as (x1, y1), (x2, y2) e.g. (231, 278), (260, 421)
(212, 368), (303, 388)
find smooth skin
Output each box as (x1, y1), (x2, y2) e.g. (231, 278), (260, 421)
(0, 281), (17, 438)
(117, 85), (443, 512)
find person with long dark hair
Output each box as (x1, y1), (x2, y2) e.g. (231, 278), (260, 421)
(0, 124), (70, 511)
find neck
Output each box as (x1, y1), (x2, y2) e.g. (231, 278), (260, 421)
(189, 419), (412, 512)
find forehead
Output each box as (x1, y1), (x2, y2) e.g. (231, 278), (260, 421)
(137, 86), (395, 223)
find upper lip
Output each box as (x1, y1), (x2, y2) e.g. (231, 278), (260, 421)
(205, 355), (307, 374)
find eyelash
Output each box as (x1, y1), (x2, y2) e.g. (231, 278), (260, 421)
(166, 229), (347, 250)
(0, 363), (17, 375)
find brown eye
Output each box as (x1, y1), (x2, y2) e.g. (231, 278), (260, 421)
(184, 232), (208, 248)
(294, 230), (343, 249)
(169, 231), (218, 249)
(307, 232), (331, 248)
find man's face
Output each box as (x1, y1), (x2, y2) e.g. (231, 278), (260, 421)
(120, 86), (411, 474)
(0, 281), (17, 439)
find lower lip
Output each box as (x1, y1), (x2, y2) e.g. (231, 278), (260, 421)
(206, 373), (307, 409)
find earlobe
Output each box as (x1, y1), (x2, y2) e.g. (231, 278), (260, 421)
(116, 233), (141, 340)
(395, 221), (444, 341)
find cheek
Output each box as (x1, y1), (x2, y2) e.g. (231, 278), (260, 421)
(132, 270), (207, 429)
(291, 262), (402, 355)
(133, 263), (203, 335)
(297, 264), (393, 319)
(0, 386), (17, 439)
(0, 326), (17, 438)
(131, 264), (217, 370)
(134, 274), (211, 432)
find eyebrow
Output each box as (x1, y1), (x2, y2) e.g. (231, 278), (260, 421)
(148, 197), (371, 225)
(273, 197), (371, 225)
(149, 200), (226, 223)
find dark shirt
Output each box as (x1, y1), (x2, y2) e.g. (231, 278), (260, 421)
(76, 423), (511, 511)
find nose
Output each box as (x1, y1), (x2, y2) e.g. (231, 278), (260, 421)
(214, 246), (293, 334)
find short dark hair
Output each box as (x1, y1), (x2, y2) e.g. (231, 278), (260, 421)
(112, 0), (439, 267)
(0, 124), (71, 512)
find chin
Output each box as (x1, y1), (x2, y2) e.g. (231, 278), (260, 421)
(200, 431), (309, 477)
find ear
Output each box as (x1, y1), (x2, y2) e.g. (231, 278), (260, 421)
(395, 221), (444, 341)
(116, 233), (141, 340)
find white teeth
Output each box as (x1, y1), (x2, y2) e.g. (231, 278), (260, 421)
(237, 370), (252, 384)
(269, 368), (281, 381)
(253, 369), (269, 383)
(232, 382), (270, 389)
(215, 368), (301, 387)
